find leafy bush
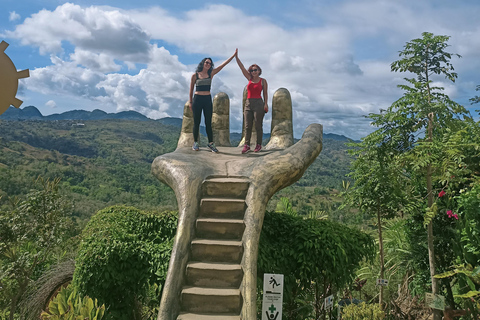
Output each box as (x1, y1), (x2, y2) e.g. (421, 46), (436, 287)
(73, 207), (373, 320)
(0, 177), (74, 320)
(258, 211), (375, 319)
(73, 206), (177, 320)
(40, 284), (105, 320)
(341, 302), (385, 320)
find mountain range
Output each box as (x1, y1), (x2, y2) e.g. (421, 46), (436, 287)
(0, 106), (353, 141)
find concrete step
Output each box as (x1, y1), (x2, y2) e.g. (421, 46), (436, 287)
(199, 198), (246, 219)
(177, 313), (240, 320)
(191, 239), (243, 263)
(180, 287), (242, 314)
(186, 262), (243, 288)
(196, 218), (245, 240)
(202, 177), (249, 199)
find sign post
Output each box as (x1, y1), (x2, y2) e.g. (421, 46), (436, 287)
(376, 279), (389, 286)
(262, 274), (284, 320)
(324, 294), (334, 311)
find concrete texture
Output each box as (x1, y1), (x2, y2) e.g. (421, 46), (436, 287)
(212, 92), (231, 147)
(265, 88), (294, 150)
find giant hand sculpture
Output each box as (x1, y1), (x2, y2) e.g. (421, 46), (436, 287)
(152, 88), (322, 320)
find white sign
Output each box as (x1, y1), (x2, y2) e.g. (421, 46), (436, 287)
(262, 274), (284, 320)
(324, 294), (334, 310)
(376, 279), (389, 286)
(425, 293), (445, 311)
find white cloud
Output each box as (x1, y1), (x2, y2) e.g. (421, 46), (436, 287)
(7, 1), (480, 139)
(269, 51), (308, 72)
(45, 100), (57, 108)
(9, 11), (20, 22)
(70, 49), (121, 73)
(7, 3), (151, 62)
(26, 55), (108, 98)
(97, 64), (189, 119)
(25, 44), (191, 120)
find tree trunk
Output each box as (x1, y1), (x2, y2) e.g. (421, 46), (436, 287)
(9, 296), (17, 320)
(377, 205), (384, 311)
(426, 113), (441, 320)
(9, 279), (28, 320)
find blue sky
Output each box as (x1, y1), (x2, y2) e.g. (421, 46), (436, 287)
(1, 0), (479, 139)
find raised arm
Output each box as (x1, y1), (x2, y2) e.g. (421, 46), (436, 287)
(235, 52), (251, 80)
(211, 49), (237, 77)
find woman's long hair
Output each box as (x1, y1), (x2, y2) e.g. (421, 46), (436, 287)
(196, 58), (214, 76)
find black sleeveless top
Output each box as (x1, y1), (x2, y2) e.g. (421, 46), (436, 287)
(195, 73), (212, 92)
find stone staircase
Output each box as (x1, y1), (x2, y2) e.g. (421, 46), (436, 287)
(176, 177), (249, 320)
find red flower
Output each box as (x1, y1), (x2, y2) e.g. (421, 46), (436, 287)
(446, 210), (458, 219)
(438, 190), (446, 197)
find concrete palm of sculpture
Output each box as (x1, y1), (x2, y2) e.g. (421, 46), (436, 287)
(152, 88), (323, 320)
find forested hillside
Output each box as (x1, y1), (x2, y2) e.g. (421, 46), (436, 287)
(0, 119), (354, 225)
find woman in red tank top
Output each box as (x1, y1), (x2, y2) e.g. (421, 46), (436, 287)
(234, 51), (269, 154)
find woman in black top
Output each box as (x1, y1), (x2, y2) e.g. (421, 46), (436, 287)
(188, 49), (237, 153)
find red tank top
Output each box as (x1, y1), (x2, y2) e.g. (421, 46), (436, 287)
(247, 78), (263, 99)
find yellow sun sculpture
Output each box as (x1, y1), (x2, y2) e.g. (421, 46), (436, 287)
(0, 40), (29, 116)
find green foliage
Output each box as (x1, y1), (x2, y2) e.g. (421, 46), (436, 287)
(258, 211), (375, 319)
(0, 119), (179, 220)
(0, 119), (354, 226)
(0, 177), (74, 320)
(277, 197), (296, 216)
(391, 32), (460, 82)
(456, 179), (480, 263)
(431, 178), (480, 316)
(368, 33), (472, 306)
(0, 309), (17, 320)
(423, 202), (438, 227)
(469, 85), (480, 105)
(436, 264), (480, 285)
(343, 89), (414, 308)
(344, 128), (412, 219)
(435, 264), (480, 314)
(386, 31), (467, 150)
(293, 137), (354, 189)
(73, 206), (177, 320)
(381, 219), (414, 277)
(341, 302), (385, 320)
(40, 284), (105, 320)
(353, 218), (415, 306)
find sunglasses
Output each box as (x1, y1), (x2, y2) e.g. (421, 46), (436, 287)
(205, 61), (212, 65)
(250, 69), (258, 72)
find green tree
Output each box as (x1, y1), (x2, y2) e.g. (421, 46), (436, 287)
(0, 177), (73, 320)
(343, 130), (411, 309)
(433, 117), (480, 316)
(375, 32), (470, 319)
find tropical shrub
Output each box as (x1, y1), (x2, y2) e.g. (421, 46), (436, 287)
(258, 210), (375, 320)
(0, 177), (74, 320)
(73, 206), (177, 320)
(40, 284), (105, 320)
(341, 302), (385, 320)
